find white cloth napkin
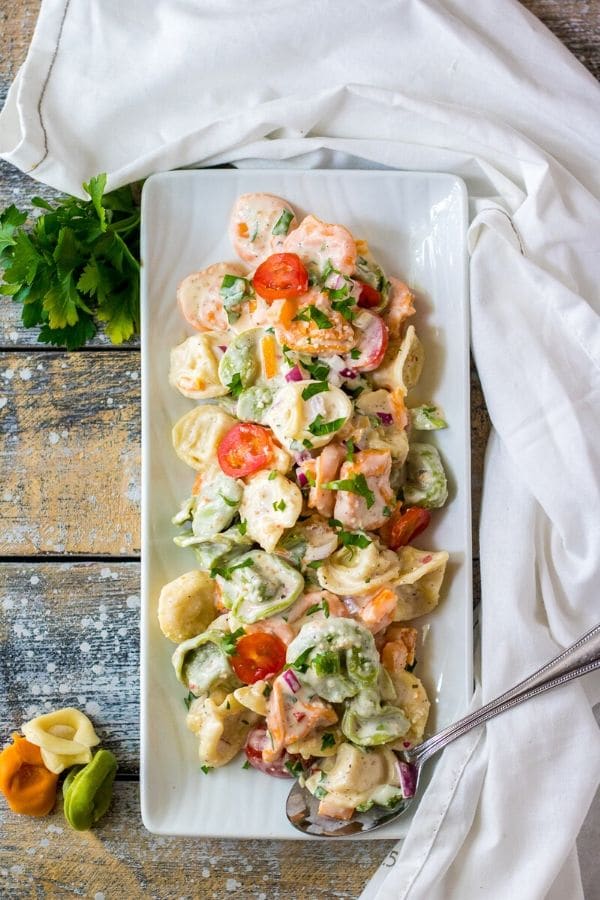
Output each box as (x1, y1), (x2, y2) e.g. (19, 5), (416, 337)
(2, 1), (599, 897)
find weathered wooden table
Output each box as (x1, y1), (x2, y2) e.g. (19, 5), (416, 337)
(1, 2), (598, 897)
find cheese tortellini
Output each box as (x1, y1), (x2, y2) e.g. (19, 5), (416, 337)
(172, 405), (236, 476)
(186, 688), (258, 768)
(371, 325), (424, 395)
(317, 540), (400, 597)
(169, 333), (229, 400)
(389, 670), (431, 747)
(238, 470), (302, 552)
(266, 381), (352, 451)
(304, 743), (403, 813)
(22, 708), (100, 774)
(394, 545), (449, 619)
(158, 570), (217, 643)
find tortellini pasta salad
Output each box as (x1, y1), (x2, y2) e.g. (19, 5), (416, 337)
(159, 192), (451, 821)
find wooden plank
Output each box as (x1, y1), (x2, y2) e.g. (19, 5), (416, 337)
(0, 781), (395, 900)
(0, 563), (140, 774)
(0, 351), (140, 556)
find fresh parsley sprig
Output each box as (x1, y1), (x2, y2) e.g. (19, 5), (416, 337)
(0, 174), (141, 349)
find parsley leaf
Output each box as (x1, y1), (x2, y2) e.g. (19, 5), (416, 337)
(219, 491), (239, 508)
(293, 306), (333, 330)
(290, 646), (314, 673)
(210, 558), (254, 580)
(273, 499), (286, 512)
(302, 381), (329, 401)
(237, 519), (248, 535)
(242, 760), (251, 769)
(284, 759), (304, 778)
(345, 440), (355, 461)
(321, 732), (336, 751)
(324, 473), (376, 508)
(220, 274), (252, 324)
(220, 627), (245, 656)
(183, 691), (194, 711)
(308, 414), (346, 436)
(200, 765), (212, 775)
(1, 174), (140, 348)
(302, 359), (330, 381)
(338, 530), (372, 549)
(350, 348), (361, 360)
(227, 372), (244, 399)
(272, 209), (294, 236)
(268, 470), (278, 481)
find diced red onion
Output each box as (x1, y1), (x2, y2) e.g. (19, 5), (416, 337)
(285, 365), (303, 382)
(342, 596), (361, 615)
(376, 412), (394, 426)
(396, 760), (418, 798)
(297, 471), (308, 488)
(339, 368), (357, 379)
(282, 669), (301, 693)
(218, 345), (227, 352)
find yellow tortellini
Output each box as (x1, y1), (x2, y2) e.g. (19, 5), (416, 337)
(389, 670), (430, 746)
(169, 333), (229, 400)
(233, 680), (269, 717)
(266, 381), (352, 451)
(371, 325), (424, 395)
(304, 742), (401, 812)
(317, 540), (400, 597)
(238, 470), (303, 552)
(22, 708), (100, 774)
(394, 546), (449, 619)
(157, 570), (217, 643)
(186, 689), (258, 768)
(172, 405), (236, 477)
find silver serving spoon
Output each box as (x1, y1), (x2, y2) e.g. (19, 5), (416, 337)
(287, 621), (600, 836)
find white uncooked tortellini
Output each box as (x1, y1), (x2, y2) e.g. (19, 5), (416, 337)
(169, 333), (229, 400)
(266, 381), (352, 451)
(172, 405), (236, 477)
(238, 470), (302, 552)
(394, 546), (449, 620)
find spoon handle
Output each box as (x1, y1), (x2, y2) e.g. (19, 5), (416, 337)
(409, 622), (600, 767)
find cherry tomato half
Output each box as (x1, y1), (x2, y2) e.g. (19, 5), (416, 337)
(253, 253), (309, 303)
(231, 632), (287, 684)
(357, 282), (382, 309)
(217, 423), (274, 478)
(379, 505), (431, 550)
(244, 725), (301, 778)
(349, 310), (389, 372)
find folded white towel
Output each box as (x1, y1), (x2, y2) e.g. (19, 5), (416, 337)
(2, 2), (599, 897)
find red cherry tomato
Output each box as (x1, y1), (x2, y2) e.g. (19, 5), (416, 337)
(380, 505), (431, 550)
(244, 726), (301, 778)
(350, 310), (389, 372)
(253, 253), (309, 303)
(217, 423), (274, 478)
(357, 282), (382, 309)
(230, 632), (287, 684)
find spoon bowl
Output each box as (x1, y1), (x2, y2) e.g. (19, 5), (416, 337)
(286, 622), (600, 836)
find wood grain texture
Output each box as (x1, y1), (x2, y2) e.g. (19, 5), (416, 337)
(0, 563), (140, 773)
(0, 351), (140, 555)
(0, 781), (395, 900)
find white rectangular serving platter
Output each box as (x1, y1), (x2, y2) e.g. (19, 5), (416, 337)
(140, 169), (472, 838)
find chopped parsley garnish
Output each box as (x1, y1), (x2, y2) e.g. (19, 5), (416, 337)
(328, 518), (343, 529)
(306, 559), (324, 570)
(183, 691), (194, 711)
(220, 274), (252, 324)
(324, 473), (375, 508)
(320, 732), (336, 751)
(308, 414), (346, 436)
(302, 438), (314, 449)
(284, 759), (304, 778)
(339, 530), (372, 549)
(227, 372), (244, 399)
(305, 470), (316, 487)
(210, 558), (254, 580)
(406, 658), (417, 673)
(345, 440), (355, 461)
(291, 646), (314, 673)
(302, 359), (330, 381)
(350, 348), (361, 360)
(331, 297), (356, 322)
(200, 765), (212, 775)
(219, 491), (239, 508)
(237, 518), (247, 535)
(268, 470), (278, 481)
(273, 498), (286, 512)
(313, 785), (328, 800)
(262, 683), (272, 697)
(242, 759), (251, 769)
(272, 208), (294, 236)
(220, 627), (245, 656)
(302, 381), (329, 401)
(293, 305), (333, 330)
(382, 505), (392, 517)
(305, 599), (329, 618)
